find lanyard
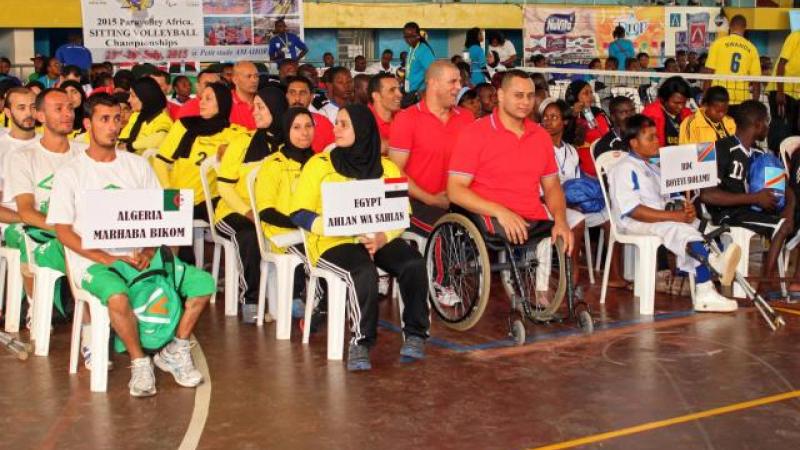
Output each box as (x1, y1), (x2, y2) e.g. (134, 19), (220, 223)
(661, 106), (680, 131)
(702, 111), (731, 140)
(405, 44), (418, 91)
(555, 142), (579, 179)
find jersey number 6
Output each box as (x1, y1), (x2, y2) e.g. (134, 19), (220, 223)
(730, 53), (741, 73)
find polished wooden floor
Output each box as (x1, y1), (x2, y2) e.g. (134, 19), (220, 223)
(3, 267), (800, 449)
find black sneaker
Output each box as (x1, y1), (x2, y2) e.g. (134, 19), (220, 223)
(347, 343), (371, 371)
(400, 335), (426, 361)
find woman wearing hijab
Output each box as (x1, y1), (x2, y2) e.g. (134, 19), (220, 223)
(60, 80), (86, 141)
(255, 107), (316, 321)
(118, 77), (173, 154)
(214, 86), (288, 321)
(564, 79), (611, 177)
(155, 81), (246, 265)
(290, 104), (430, 372)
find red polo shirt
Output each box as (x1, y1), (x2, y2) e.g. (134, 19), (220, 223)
(175, 90), (257, 130)
(311, 112), (334, 153)
(449, 111), (558, 221)
(368, 103), (393, 140)
(389, 100), (474, 195)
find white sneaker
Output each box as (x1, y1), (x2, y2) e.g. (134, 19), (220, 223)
(154, 338), (203, 387)
(433, 283), (462, 306)
(708, 244), (741, 286)
(694, 281), (738, 312)
(129, 357), (157, 397)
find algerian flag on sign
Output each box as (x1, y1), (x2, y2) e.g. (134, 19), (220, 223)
(163, 189), (182, 212)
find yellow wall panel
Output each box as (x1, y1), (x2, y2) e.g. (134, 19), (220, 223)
(0, 0), (83, 27)
(303, 3), (523, 29)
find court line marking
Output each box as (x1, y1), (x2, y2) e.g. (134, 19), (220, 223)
(178, 336), (211, 450)
(530, 389), (800, 450)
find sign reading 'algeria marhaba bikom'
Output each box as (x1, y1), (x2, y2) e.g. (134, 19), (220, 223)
(79, 189), (194, 249)
(82, 0), (304, 63)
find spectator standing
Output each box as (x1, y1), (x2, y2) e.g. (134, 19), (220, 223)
(767, 28), (800, 137)
(268, 18), (308, 62)
(367, 49), (398, 75)
(351, 56), (369, 77)
(704, 15), (761, 114)
(609, 26), (635, 72)
(54, 33), (92, 73)
(465, 27), (487, 87)
(402, 22), (435, 106)
(38, 58), (62, 89)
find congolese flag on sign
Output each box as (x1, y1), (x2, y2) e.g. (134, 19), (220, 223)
(696, 142), (716, 163)
(764, 167), (786, 191)
(384, 178), (409, 198)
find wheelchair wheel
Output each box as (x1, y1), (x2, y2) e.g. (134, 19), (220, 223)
(519, 237), (567, 322)
(424, 213), (491, 331)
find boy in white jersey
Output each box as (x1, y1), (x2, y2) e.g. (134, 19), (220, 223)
(608, 114), (741, 312)
(48, 94), (215, 397)
(3, 88), (84, 317)
(0, 87), (37, 225)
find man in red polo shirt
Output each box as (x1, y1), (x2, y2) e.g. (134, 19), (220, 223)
(285, 75), (335, 152)
(368, 73), (402, 154)
(389, 60), (474, 235)
(448, 70), (572, 252)
(177, 61), (257, 130)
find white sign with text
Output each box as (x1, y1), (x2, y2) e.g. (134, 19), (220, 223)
(659, 143), (719, 194)
(322, 178), (409, 236)
(79, 189), (194, 249)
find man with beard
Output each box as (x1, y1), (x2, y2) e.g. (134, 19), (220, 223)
(284, 75), (334, 152)
(0, 87), (36, 224)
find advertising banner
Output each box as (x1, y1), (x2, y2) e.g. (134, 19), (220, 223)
(664, 7), (727, 58)
(524, 6), (664, 63)
(82, 0), (304, 63)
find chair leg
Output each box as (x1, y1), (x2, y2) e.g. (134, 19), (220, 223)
(4, 251), (22, 333)
(69, 299), (85, 374)
(600, 235), (615, 304)
(302, 275), (317, 344)
(595, 228), (605, 272)
(731, 228), (752, 299)
(210, 243), (221, 304)
(223, 243), (238, 317)
(0, 256), (7, 316)
(89, 306), (110, 393)
(193, 227), (205, 269)
(326, 278), (347, 361)
(275, 261), (296, 341)
(33, 271), (60, 356)
(256, 260), (269, 327)
(638, 242), (659, 316)
(584, 226), (595, 285)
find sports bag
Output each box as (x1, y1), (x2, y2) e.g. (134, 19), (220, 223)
(563, 177), (606, 213)
(110, 247), (184, 353)
(748, 152), (786, 212)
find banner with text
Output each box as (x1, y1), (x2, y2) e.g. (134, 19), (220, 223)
(321, 178), (409, 237)
(659, 143), (719, 195)
(664, 7), (726, 58)
(79, 189), (194, 249)
(81, 0), (304, 63)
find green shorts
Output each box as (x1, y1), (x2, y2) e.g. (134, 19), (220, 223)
(4, 223), (29, 263)
(3, 224), (63, 269)
(81, 255), (216, 306)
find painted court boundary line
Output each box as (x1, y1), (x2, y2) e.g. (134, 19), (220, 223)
(530, 389), (800, 450)
(379, 310), (696, 354)
(178, 337), (211, 450)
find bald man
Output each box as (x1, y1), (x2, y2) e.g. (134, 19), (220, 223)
(389, 61), (475, 236)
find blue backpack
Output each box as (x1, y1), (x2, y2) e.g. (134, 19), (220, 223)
(563, 177), (606, 213)
(748, 152), (786, 212)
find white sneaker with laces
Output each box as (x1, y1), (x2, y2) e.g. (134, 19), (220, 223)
(433, 283), (462, 306)
(129, 357), (157, 397)
(154, 338), (203, 387)
(694, 281), (738, 312)
(708, 244), (741, 286)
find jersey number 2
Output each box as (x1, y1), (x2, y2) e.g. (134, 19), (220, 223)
(730, 53), (741, 73)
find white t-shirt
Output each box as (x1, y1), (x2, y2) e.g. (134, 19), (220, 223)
(608, 153), (675, 226)
(5, 140), (84, 213)
(46, 150), (162, 282)
(489, 41), (517, 66)
(554, 142), (581, 184)
(319, 102), (340, 125)
(0, 133), (38, 211)
(366, 62), (399, 75)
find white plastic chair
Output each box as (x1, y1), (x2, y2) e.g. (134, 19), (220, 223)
(0, 245), (24, 333)
(300, 230), (349, 360)
(64, 250), (111, 392)
(22, 235), (64, 357)
(595, 151), (663, 315)
(143, 148), (211, 269)
(199, 156), (239, 316)
(610, 87), (644, 113)
(245, 170), (304, 337)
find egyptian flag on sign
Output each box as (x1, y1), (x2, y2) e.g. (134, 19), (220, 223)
(384, 177), (409, 199)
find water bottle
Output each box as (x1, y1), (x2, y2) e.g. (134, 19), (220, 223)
(583, 107), (597, 129)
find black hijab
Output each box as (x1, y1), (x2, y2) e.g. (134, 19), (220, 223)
(173, 82), (232, 159)
(329, 104), (383, 180)
(281, 107), (315, 166)
(244, 86), (288, 163)
(60, 80), (86, 132)
(123, 77), (168, 152)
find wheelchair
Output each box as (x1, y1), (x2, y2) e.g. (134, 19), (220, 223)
(424, 211), (594, 344)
